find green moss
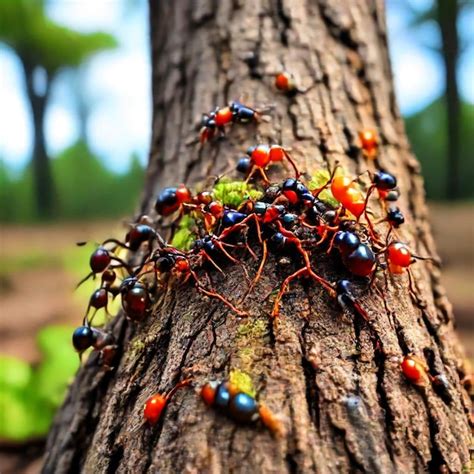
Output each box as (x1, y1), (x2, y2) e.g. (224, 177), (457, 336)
(308, 169), (338, 207)
(229, 369), (256, 397)
(171, 215), (196, 250)
(237, 319), (267, 338)
(212, 179), (263, 208)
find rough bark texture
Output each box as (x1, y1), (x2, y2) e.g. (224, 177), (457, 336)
(43, 1), (471, 473)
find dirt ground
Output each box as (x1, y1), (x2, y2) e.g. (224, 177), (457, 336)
(0, 205), (472, 472)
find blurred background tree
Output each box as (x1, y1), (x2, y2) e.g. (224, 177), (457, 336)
(0, 0), (117, 218)
(398, 0), (473, 200)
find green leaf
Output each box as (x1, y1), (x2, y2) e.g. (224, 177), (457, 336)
(171, 215), (196, 250)
(308, 170), (338, 206)
(213, 179), (263, 208)
(0, 356), (32, 391)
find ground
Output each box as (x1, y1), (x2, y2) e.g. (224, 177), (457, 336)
(0, 204), (472, 473)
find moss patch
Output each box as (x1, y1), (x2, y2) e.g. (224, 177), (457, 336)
(229, 369), (256, 397)
(171, 215), (196, 250)
(212, 179), (263, 208)
(308, 169), (338, 207)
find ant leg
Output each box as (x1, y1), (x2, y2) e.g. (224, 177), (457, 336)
(271, 267), (307, 318)
(282, 149), (301, 178)
(242, 239), (268, 302)
(189, 269), (247, 317)
(102, 238), (129, 250)
(201, 251), (226, 274)
(244, 165), (257, 184)
(213, 240), (251, 283)
(164, 378), (193, 400)
(76, 271), (95, 289)
(407, 268), (425, 307)
(313, 163), (340, 198)
(258, 167), (271, 185)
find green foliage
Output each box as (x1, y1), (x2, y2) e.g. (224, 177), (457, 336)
(213, 179), (263, 207)
(171, 215), (196, 250)
(0, 0), (117, 74)
(308, 170), (338, 206)
(0, 326), (79, 441)
(0, 141), (145, 223)
(405, 99), (474, 200)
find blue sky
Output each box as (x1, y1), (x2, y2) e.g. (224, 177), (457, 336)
(0, 0), (472, 174)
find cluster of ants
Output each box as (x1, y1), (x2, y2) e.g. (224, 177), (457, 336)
(71, 71), (444, 434)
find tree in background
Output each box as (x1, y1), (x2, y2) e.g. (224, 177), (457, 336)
(407, 0), (472, 200)
(0, 0), (116, 218)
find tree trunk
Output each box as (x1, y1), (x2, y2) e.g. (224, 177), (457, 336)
(43, 1), (471, 473)
(437, 0), (461, 200)
(22, 61), (55, 219)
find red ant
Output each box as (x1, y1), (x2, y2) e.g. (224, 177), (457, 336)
(144, 379), (192, 425)
(358, 129), (378, 159)
(275, 71), (298, 96)
(401, 355), (431, 387)
(200, 380), (283, 435)
(236, 144), (301, 184)
(200, 101), (262, 143)
(155, 184), (193, 217)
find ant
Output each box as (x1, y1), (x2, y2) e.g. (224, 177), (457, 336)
(76, 245), (132, 288)
(200, 101), (262, 144)
(333, 230), (377, 278)
(200, 380), (283, 435)
(335, 279), (370, 322)
(144, 379), (192, 425)
(155, 184), (193, 217)
(401, 355), (431, 387)
(119, 277), (152, 322)
(72, 325), (118, 369)
(147, 246), (248, 317)
(358, 129), (378, 159)
(275, 71), (299, 96)
(270, 222), (335, 318)
(236, 144), (301, 184)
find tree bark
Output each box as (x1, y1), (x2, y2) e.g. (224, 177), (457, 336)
(43, 1), (471, 473)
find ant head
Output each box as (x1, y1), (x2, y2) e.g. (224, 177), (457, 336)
(336, 279), (352, 295)
(128, 224), (155, 251)
(387, 207), (405, 227)
(236, 157), (252, 174)
(269, 232), (286, 251)
(374, 171), (397, 190)
(72, 325), (96, 352)
(120, 276), (139, 293)
(334, 231), (360, 253)
(221, 211), (246, 228)
(253, 201), (268, 215)
(155, 255), (175, 273)
(281, 213), (298, 229)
